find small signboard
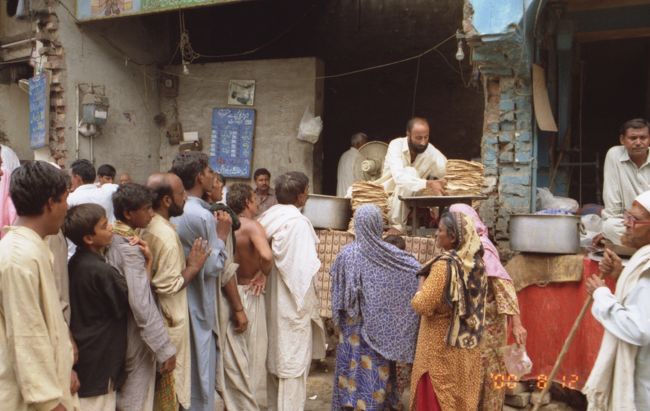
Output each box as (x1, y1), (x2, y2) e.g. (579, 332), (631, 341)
(209, 108), (255, 178)
(29, 72), (50, 150)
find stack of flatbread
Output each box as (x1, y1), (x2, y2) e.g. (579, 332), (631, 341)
(348, 181), (390, 233)
(443, 159), (485, 196)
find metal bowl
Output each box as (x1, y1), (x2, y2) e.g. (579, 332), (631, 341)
(509, 214), (580, 254)
(302, 194), (351, 230)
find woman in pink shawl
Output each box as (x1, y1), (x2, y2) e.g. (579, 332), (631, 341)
(449, 203), (527, 411)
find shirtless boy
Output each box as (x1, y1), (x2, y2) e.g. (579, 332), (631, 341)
(226, 183), (273, 407)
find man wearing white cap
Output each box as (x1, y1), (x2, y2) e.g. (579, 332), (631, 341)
(583, 190), (650, 410)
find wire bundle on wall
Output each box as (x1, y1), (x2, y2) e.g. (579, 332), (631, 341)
(179, 12), (199, 75)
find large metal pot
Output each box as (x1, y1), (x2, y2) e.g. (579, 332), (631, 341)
(509, 214), (581, 254)
(302, 194), (351, 230)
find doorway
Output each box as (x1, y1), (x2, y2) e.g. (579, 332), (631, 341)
(568, 37), (650, 204)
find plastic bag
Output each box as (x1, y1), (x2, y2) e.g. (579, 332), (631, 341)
(582, 214), (602, 233)
(297, 107), (323, 144)
(580, 214), (603, 248)
(536, 187), (579, 213)
(502, 344), (533, 380)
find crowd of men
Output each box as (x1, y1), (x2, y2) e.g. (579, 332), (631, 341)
(0, 149), (322, 411)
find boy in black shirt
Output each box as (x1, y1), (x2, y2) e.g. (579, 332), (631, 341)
(64, 203), (128, 410)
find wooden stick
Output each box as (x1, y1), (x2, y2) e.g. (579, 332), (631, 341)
(531, 274), (601, 411)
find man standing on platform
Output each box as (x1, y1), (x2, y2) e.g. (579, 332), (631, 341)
(584, 190), (650, 409)
(374, 117), (447, 233)
(600, 118), (650, 246)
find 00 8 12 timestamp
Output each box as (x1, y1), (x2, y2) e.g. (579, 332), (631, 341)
(491, 373), (580, 390)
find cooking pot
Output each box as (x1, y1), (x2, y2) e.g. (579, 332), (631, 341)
(509, 214), (580, 254)
(302, 194), (351, 230)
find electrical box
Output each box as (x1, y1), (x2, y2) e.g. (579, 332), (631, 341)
(81, 93), (109, 125)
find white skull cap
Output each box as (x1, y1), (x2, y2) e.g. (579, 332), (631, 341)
(635, 190), (650, 213)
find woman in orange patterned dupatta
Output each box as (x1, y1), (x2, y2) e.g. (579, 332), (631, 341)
(410, 212), (488, 410)
(450, 203), (527, 411)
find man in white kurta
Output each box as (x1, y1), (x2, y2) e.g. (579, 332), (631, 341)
(601, 119), (650, 245)
(584, 191), (650, 410)
(373, 118), (447, 232)
(258, 172), (326, 411)
(336, 132), (368, 197)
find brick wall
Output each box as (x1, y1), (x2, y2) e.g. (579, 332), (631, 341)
(479, 76), (533, 255)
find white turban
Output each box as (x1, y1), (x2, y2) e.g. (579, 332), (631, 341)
(635, 191), (650, 213)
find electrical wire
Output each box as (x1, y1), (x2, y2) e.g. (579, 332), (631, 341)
(190, 4), (317, 59)
(57, 0), (80, 24)
(316, 33), (456, 80)
(458, 60), (472, 88)
(56, 0), (466, 87)
(179, 11), (199, 65)
(431, 47), (461, 74)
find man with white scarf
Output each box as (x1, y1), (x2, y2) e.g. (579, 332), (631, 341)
(584, 190), (650, 410)
(258, 171), (326, 411)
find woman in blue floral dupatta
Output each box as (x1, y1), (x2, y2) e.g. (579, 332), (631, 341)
(330, 204), (420, 410)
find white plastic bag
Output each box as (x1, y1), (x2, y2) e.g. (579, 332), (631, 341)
(536, 187), (579, 212)
(502, 344), (533, 380)
(581, 214), (602, 233)
(297, 107), (322, 144)
(580, 214), (603, 247)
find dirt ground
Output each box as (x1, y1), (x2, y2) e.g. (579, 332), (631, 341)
(305, 357), (336, 411)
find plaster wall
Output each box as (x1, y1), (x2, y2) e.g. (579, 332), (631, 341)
(160, 57), (324, 192)
(0, 11), (33, 160)
(0, 84), (31, 160)
(57, 0), (167, 182)
(0, 7), (32, 37)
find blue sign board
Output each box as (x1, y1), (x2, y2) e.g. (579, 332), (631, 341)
(209, 108), (255, 178)
(29, 73), (49, 150)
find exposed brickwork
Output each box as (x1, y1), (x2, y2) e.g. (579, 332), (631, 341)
(31, 0), (66, 164)
(478, 76), (533, 255)
(463, 0), (534, 255)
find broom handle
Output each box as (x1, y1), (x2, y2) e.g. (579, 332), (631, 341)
(531, 273), (602, 411)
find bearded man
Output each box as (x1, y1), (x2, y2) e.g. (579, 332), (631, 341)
(143, 173), (210, 410)
(374, 117), (447, 233)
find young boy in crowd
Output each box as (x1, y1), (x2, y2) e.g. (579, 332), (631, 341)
(65, 203), (129, 411)
(106, 183), (176, 411)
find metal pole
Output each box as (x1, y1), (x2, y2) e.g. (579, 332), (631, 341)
(0, 37), (35, 49)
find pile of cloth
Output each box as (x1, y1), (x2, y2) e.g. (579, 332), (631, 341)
(348, 181), (389, 233)
(443, 159), (485, 196)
